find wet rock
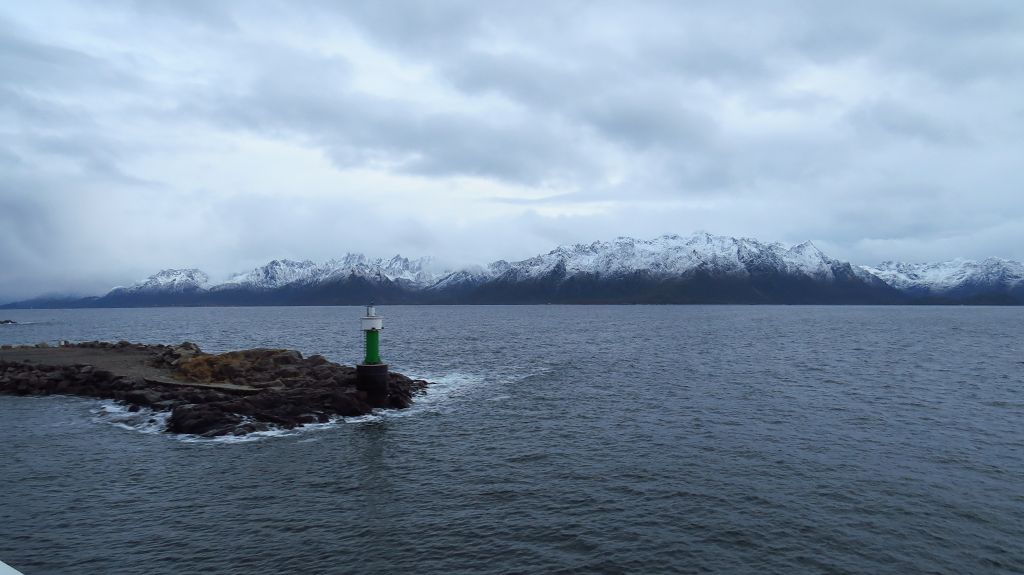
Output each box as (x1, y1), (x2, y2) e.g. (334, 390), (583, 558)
(178, 342), (200, 353)
(311, 365), (335, 380)
(232, 422), (270, 435)
(272, 350), (303, 365)
(124, 389), (163, 406)
(276, 366), (301, 379)
(168, 404), (243, 436)
(1, 340), (432, 436)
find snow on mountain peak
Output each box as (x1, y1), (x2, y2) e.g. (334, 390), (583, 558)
(862, 258), (1024, 293)
(129, 269), (210, 292)
(225, 259), (323, 289)
(785, 241), (833, 278)
(222, 254), (443, 290)
(109, 233), (853, 297)
(492, 232), (839, 281)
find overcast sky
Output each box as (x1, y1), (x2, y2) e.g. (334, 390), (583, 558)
(2, 1), (1023, 300)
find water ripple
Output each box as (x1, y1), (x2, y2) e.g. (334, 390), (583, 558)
(1, 305), (1023, 574)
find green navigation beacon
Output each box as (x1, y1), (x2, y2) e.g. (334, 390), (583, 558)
(356, 303), (389, 401)
(361, 304), (383, 364)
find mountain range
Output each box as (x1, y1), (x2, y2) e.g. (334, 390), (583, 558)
(3, 232), (1023, 307)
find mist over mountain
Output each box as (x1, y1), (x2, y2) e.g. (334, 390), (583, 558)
(3, 233), (1022, 308)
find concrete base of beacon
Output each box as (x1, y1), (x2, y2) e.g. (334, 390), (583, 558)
(356, 363), (389, 402)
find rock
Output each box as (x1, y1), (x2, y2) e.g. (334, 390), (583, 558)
(172, 345), (198, 360)
(276, 366), (301, 379)
(233, 421), (271, 435)
(124, 389), (163, 406)
(1, 340), (432, 437)
(272, 350), (303, 365)
(168, 404), (242, 436)
(388, 394), (412, 409)
(294, 413), (321, 424)
(254, 378), (284, 389)
(311, 365), (335, 380)
(178, 341), (200, 352)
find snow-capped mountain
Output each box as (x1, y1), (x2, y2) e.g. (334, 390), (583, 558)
(5, 232), (1022, 307)
(94, 232), (889, 304)
(113, 269), (211, 293)
(481, 233), (845, 282)
(452, 232), (897, 304)
(862, 258), (1024, 299)
(221, 255), (441, 290)
(223, 259), (325, 290)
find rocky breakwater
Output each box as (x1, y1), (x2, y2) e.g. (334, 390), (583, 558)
(0, 341), (429, 437)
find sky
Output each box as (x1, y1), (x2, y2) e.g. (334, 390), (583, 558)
(2, 1), (1024, 301)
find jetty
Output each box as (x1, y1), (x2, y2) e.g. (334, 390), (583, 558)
(0, 341), (428, 437)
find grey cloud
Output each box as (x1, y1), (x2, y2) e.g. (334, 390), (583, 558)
(193, 0), (1024, 259)
(442, 51), (582, 113)
(847, 99), (970, 145)
(327, 0), (506, 56)
(190, 48), (598, 185)
(122, 0), (239, 31)
(0, 19), (133, 91)
(790, 1), (1024, 82)
(579, 91), (716, 151)
(2, 1), (1024, 300)
(0, 18), (150, 179)
(186, 1), (1024, 201)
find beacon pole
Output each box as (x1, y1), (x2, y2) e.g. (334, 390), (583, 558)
(356, 303), (389, 403)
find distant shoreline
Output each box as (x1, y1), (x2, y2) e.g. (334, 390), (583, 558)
(4, 300), (1023, 310)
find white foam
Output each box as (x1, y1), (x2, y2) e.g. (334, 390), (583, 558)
(87, 369), (499, 442)
(177, 415), (350, 444)
(342, 413), (382, 424)
(377, 371), (488, 420)
(91, 401), (170, 435)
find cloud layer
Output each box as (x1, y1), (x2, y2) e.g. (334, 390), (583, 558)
(2, 1), (1024, 300)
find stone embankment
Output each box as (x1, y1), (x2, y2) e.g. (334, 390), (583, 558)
(0, 341), (428, 437)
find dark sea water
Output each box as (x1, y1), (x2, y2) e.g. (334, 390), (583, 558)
(1, 306), (1022, 574)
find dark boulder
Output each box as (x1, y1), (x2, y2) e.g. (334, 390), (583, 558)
(168, 404), (243, 436)
(124, 389), (164, 407)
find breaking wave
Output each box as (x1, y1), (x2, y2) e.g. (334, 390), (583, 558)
(86, 369), (502, 443)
